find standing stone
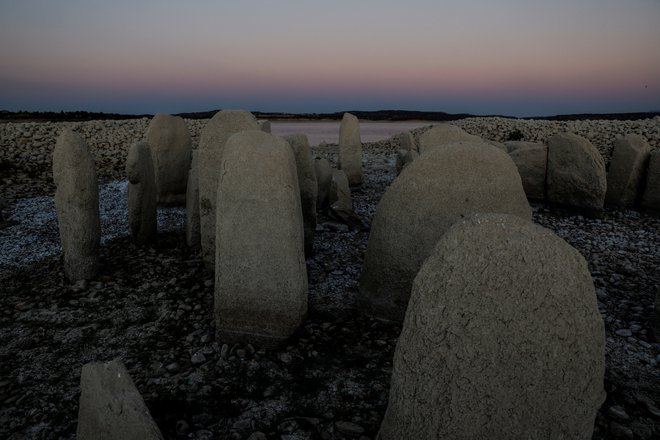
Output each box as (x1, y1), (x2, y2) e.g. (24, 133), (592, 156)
(652, 287), (660, 342)
(359, 142), (531, 321)
(417, 123), (482, 154)
(642, 151), (660, 211)
(606, 135), (651, 208)
(77, 359), (163, 440)
(126, 142), (157, 245)
(378, 213), (605, 440)
(395, 149), (419, 175)
(258, 120), (271, 133)
(547, 132), (607, 213)
(314, 157), (333, 210)
(329, 170), (351, 212)
(394, 131), (416, 151)
(283, 134), (318, 257)
(215, 131), (307, 348)
(507, 142), (548, 201)
(145, 113), (192, 206)
(338, 113), (362, 185)
(198, 110), (260, 270)
(53, 128), (100, 282)
(186, 150), (200, 248)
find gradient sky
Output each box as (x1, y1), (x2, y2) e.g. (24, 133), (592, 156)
(1, 0), (659, 116)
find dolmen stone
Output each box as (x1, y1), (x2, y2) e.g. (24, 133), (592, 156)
(126, 141), (157, 245)
(215, 131), (307, 347)
(258, 120), (271, 133)
(642, 151), (660, 211)
(329, 169), (351, 212)
(338, 112), (362, 185)
(505, 141), (548, 201)
(145, 113), (192, 206)
(395, 148), (418, 175)
(53, 128), (100, 282)
(359, 142), (531, 321)
(417, 123), (482, 154)
(314, 157), (333, 210)
(394, 131), (416, 151)
(77, 359), (163, 440)
(284, 134), (318, 256)
(377, 213), (605, 440)
(605, 134), (651, 208)
(186, 150), (200, 248)
(547, 132), (607, 213)
(199, 109), (260, 270)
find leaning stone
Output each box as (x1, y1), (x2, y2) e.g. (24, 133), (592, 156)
(606, 135), (651, 208)
(508, 142), (548, 201)
(417, 123), (483, 154)
(53, 128), (100, 282)
(314, 157), (333, 210)
(258, 120), (271, 133)
(186, 150), (200, 248)
(547, 132), (606, 213)
(198, 110), (260, 270)
(329, 169), (352, 212)
(394, 131), (416, 151)
(338, 112), (362, 185)
(145, 113), (192, 206)
(284, 134), (318, 257)
(359, 142), (530, 321)
(215, 131), (307, 347)
(77, 359), (163, 440)
(378, 213), (605, 440)
(126, 142), (157, 245)
(642, 151), (660, 211)
(395, 149), (419, 175)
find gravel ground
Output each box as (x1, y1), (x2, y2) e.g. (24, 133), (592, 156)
(1, 135), (659, 439)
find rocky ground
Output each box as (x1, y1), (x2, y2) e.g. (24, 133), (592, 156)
(1, 119), (659, 439)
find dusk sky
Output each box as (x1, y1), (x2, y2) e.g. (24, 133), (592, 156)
(1, 0), (659, 117)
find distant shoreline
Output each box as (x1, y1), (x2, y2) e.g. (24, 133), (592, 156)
(1, 109), (659, 123)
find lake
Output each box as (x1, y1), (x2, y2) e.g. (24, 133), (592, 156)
(270, 121), (433, 146)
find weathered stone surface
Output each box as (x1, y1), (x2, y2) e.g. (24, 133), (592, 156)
(126, 142), (157, 245)
(417, 123), (483, 154)
(329, 169), (352, 212)
(378, 213), (605, 440)
(53, 128), (100, 282)
(507, 142), (547, 200)
(642, 151), (660, 211)
(338, 113), (362, 185)
(77, 359), (163, 440)
(314, 157), (333, 210)
(215, 130), (307, 347)
(606, 135), (651, 208)
(505, 141), (542, 153)
(284, 134), (318, 257)
(258, 120), (271, 133)
(359, 142), (531, 321)
(394, 131), (416, 151)
(186, 150), (200, 248)
(547, 132), (607, 212)
(145, 113), (192, 206)
(395, 149), (418, 175)
(652, 289), (660, 342)
(198, 110), (260, 270)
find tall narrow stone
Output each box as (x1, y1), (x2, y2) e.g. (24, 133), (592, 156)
(198, 110), (260, 270)
(338, 113), (362, 185)
(394, 131), (416, 151)
(314, 157), (333, 210)
(215, 131), (308, 347)
(53, 128), (100, 282)
(126, 142), (157, 245)
(186, 150), (200, 248)
(145, 113), (192, 206)
(605, 134), (651, 208)
(642, 151), (660, 211)
(77, 359), (164, 440)
(258, 120), (271, 133)
(283, 134), (318, 256)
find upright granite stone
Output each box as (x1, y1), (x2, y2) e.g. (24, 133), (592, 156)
(186, 150), (200, 248)
(126, 142), (157, 245)
(77, 359), (163, 440)
(145, 113), (192, 206)
(547, 132), (607, 213)
(329, 169), (351, 212)
(258, 120), (271, 133)
(642, 151), (660, 211)
(395, 149), (418, 175)
(284, 134), (318, 256)
(417, 123), (482, 154)
(377, 213), (606, 440)
(198, 110), (260, 270)
(338, 112), (362, 185)
(359, 142), (531, 321)
(507, 142), (548, 201)
(53, 128), (100, 282)
(314, 157), (333, 210)
(605, 134), (651, 208)
(394, 131), (416, 151)
(215, 131), (307, 347)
